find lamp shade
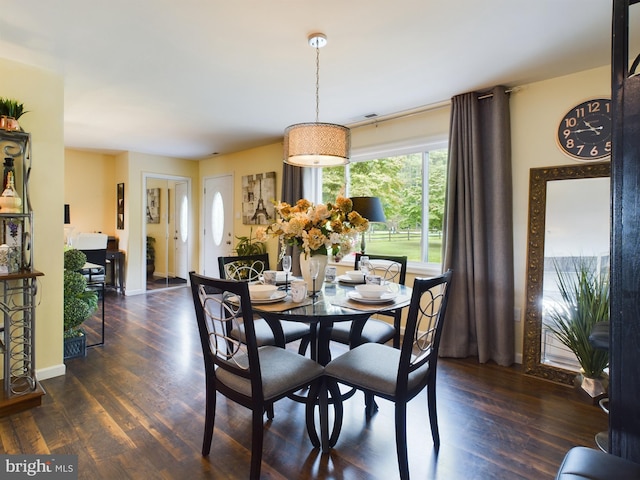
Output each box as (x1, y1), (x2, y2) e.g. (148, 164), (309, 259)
(64, 204), (70, 224)
(284, 122), (350, 167)
(350, 196), (386, 223)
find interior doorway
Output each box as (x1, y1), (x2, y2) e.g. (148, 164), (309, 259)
(144, 174), (191, 292)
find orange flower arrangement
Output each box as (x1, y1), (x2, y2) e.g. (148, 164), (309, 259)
(256, 196), (369, 260)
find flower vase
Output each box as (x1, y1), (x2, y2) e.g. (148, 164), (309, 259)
(299, 253), (327, 295)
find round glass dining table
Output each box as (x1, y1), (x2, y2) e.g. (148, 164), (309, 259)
(252, 279), (412, 366)
(252, 278), (413, 452)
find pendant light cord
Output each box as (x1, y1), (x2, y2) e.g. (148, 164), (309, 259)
(315, 43), (320, 123)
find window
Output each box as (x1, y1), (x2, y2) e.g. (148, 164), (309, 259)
(317, 144), (448, 266)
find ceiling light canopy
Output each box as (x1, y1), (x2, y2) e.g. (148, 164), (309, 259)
(284, 33), (350, 167)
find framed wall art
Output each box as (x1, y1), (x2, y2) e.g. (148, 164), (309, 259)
(242, 171), (276, 225)
(117, 183), (125, 230)
(146, 187), (160, 224)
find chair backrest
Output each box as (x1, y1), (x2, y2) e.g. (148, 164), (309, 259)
(397, 270), (453, 395)
(189, 272), (264, 395)
(354, 253), (408, 285)
(218, 253), (269, 282)
(72, 233), (108, 251)
(73, 233), (108, 267)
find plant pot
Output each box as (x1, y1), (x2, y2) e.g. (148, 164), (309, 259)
(64, 333), (86, 360)
(0, 116), (20, 131)
(147, 259), (155, 278)
(574, 371), (608, 402)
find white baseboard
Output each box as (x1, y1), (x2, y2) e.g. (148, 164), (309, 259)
(37, 363), (66, 381)
(125, 288), (145, 296)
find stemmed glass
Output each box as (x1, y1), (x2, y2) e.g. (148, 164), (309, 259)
(360, 255), (370, 277)
(282, 255), (292, 292)
(310, 258), (320, 299)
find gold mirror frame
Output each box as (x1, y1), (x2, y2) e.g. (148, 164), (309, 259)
(523, 162), (610, 384)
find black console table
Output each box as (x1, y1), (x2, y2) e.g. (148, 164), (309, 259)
(106, 250), (125, 294)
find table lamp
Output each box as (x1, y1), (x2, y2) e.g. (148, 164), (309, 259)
(350, 196), (386, 254)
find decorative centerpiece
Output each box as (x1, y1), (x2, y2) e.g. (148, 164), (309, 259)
(257, 196), (369, 292)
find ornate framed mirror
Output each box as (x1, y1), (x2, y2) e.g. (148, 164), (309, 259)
(523, 162), (610, 384)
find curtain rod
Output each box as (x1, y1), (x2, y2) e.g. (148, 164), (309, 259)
(350, 87), (515, 129)
(348, 100), (451, 129)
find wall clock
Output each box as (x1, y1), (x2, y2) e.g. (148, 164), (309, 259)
(557, 98), (612, 161)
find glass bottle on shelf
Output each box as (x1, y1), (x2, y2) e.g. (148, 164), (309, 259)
(0, 171), (22, 213)
(2, 157), (14, 193)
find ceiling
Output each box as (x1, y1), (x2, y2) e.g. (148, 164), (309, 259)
(1, 1), (637, 159)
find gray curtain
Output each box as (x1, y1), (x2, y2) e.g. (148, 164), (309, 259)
(440, 85), (514, 366)
(281, 162), (304, 275)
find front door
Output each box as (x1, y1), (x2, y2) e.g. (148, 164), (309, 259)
(203, 175), (234, 277)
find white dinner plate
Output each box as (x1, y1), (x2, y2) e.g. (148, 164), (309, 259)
(337, 275), (365, 284)
(258, 273), (294, 285)
(228, 290), (287, 305)
(347, 291), (398, 304)
(251, 290), (287, 304)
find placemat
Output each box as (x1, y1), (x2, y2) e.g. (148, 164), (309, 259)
(330, 294), (411, 312)
(252, 296), (314, 312)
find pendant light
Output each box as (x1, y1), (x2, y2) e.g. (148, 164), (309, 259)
(284, 33), (350, 167)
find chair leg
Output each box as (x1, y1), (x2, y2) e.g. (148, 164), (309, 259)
(364, 391), (379, 418)
(427, 378), (440, 450)
(328, 379), (344, 448)
(395, 402), (409, 480)
(392, 310), (402, 349)
(202, 381), (216, 456)
(250, 407), (265, 479)
(298, 335), (310, 355)
(319, 377), (330, 453)
(265, 403), (274, 420)
(306, 379), (321, 448)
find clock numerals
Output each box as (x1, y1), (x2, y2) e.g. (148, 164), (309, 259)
(557, 98), (612, 161)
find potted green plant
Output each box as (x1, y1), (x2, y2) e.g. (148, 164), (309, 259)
(147, 235), (156, 278)
(0, 97), (28, 131)
(234, 228), (266, 256)
(546, 257), (609, 399)
(63, 248), (98, 359)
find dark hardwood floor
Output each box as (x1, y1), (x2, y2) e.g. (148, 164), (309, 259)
(0, 287), (607, 479)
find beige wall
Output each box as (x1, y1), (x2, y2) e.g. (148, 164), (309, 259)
(198, 65), (610, 363)
(0, 57), (65, 379)
(64, 149), (116, 237)
(123, 151), (199, 295)
(63, 150), (199, 295)
(0, 53), (608, 381)
(511, 65), (610, 358)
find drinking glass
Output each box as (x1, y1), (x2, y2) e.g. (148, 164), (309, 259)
(310, 258), (320, 298)
(282, 255), (292, 291)
(359, 256), (371, 276)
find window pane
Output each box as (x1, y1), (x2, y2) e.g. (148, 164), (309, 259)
(322, 166), (345, 204)
(319, 147), (447, 265)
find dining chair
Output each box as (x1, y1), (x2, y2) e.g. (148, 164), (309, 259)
(324, 270), (453, 480)
(73, 232), (108, 347)
(218, 253), (311, 354)
(189, 272), (323, 479)
(330, 253), (408, 348)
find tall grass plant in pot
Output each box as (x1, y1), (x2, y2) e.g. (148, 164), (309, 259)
(546, 257), (609, 399)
